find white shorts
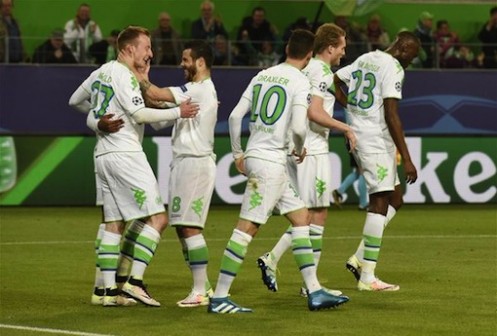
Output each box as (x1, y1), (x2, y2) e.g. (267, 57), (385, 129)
(94, 156), (103, 206)
(95, 152), (165, 222)
(239, 158), (305, 225)
(354, 150), (400, 194)
(287, 154), (331, 208)
(168, 156), (216, 228)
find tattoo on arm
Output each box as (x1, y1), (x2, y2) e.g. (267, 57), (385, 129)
(140, 80), (151, 92)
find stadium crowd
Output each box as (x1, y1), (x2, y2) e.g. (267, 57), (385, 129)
(1, 0), (496, 68)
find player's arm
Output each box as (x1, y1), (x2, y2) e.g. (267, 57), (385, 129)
(228, 97), (251, 174)
(133, 62), (175, 102)
(291, 103), (308, 161)
(307, 95), (356, 151)
(149, 101), (178, 130)
(384, 98), (417, 184)
(131, 100), (198, 124)
(333, 74), (348, 108)
(140, 80), (176, 102)
(69, 85), (124, 133)
(68, 85), (92, 114)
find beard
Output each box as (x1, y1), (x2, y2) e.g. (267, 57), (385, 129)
(184, 64), (197, 82)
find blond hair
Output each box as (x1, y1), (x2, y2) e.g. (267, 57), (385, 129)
(117, 26), (150, 51)
(314, 23), (346, 54)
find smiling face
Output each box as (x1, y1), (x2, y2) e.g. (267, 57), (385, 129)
(329, 35), (346, 66)
(181, 48), (197, 82)
(131, 34), (153, 69)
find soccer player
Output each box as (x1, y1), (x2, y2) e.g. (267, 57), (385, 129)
(208, 29), (350, 314)
(333, 31), (420, 291)
(137, 40), (218, 308)
(68, 26), (199, 306)
(256, 23), (356, 296)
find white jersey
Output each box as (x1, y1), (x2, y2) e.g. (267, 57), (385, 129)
(81, 60), (147, 157)
(242, 63), (311, 165)
(169, 79), (218, 160)
(300, 57), (336, 155)
(336, 50), (404, 153)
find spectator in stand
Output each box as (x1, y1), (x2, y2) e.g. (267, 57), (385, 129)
(257, 39), (280, 68)
(414, 11), (435, 68)
(32, 28), (77, 64)
(433, 19), (460, 68)
(233, 27), (258, 66)
(279, 16), (312, 62)
(191, 0), (228, 43)
(89, 29), (119, 65)
(477, 6), (497, 68)
(64, 3), (102, 63)
(444, 45), (478, 68)
(151, 12), (182, 65)
(334, 15), (368, 66)
(212, 34), (232, 65)
(237, 6), (278, 52)
(0, 0), (24, 63)
(366, 14), (390, 51)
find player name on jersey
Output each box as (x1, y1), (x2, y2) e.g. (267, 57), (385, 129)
(256, 75), (290, 86)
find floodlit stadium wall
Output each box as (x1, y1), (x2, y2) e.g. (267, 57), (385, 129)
(0, 67), (496, 205)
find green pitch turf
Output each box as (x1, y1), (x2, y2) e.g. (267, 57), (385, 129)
(0, 205), (495, 336)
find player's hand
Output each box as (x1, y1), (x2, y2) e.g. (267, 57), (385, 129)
(235, 157), (246, 175)
(292, 147), (307, 164)
(179, 99), (199, 118)
(403, 160), (417, 184)
(98, 113), (124, 133)
(345, 130), (356, 152)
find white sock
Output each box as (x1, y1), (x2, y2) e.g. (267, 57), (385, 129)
(214, 229), (252, 298)
(94, 223), (105, 288)
(184, 234), (209, 295)
(309, 224), (324, 268)
(355, 205), (397, 262)
(360, 213), (386, 284)
(100, 230), (121, 289)
(270, 226), (292, 264)
(129, 225), (161, 280)
(291, 226), (321, 293)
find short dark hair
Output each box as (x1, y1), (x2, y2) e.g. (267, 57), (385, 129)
(396, 31), (421, 48)
(287, 29), (315, 59)
(491, 6), (497, 16)
(436, 19), (448, 30)
(184, 40), (214, 69)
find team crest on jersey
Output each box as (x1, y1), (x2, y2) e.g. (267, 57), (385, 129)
(395, 82), (402, 92)
(132, 96), (144, 106)
(307, 93), (312, 105)
(318, 82), (327, 92)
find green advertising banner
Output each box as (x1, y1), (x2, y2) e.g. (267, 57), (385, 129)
(0, 136), (495, 206)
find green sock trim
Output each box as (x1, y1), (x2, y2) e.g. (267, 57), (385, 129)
(189, 246), (209, 264)
(364, 234), (382, 247)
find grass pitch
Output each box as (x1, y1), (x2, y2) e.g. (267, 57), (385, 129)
(0, 205), (496, 336)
